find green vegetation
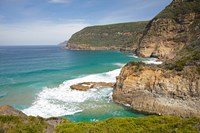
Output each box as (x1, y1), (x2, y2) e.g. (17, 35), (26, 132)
(126, 62), (145, 72)
(68, 21), (148, 49)
(0, 115), (47, 133)
(155, 0), (200, 19)
(0, 115), (199, 132)
(164, 38), (200, 73)
(56, 116), (200, 133)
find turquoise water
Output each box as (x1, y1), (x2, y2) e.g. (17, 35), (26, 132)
(0, 45), (144, 121)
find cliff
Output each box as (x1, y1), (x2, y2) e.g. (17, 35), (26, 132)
(113, 62), (200, 117)
(66, 21), (148, 51)
(136, 0), (200, 60)
(113, 0), (200, 118)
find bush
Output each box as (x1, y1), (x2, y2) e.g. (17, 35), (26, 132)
(56, 116), (200, 133)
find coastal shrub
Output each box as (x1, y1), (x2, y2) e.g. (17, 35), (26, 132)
(68, 21), (148, 48)
(56, 116), (200, 133)
(0, 115), (199, 132)
(126, 62), (145, 72)
(0, 115), (47, 133)
(155, 1), (200, 19)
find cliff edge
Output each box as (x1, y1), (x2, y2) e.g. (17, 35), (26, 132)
(113, 0), (200, 118)
(113, 62), (200, 117)
(136, 0), (200, 60)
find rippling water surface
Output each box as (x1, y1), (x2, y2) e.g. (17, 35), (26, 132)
(0, 45), (144, 121)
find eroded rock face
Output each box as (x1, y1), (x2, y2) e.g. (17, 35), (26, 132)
(137, 14), (196, 59)
(136, 0), (199, 60)
(0, 105), (26, 116)
(70, 82), (113, 91)
(113, 63), (200, 117)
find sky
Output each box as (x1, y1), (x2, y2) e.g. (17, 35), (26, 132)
(0, 0), (172, 45)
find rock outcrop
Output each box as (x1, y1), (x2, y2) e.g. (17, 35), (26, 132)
(66, 21), (148, 51)
(136, 0), (200, 60)
(113, 62), (200, 117)
(70, 82), (113, 91)
(0, 105), (26, 116)
(113, 0), (200, 118)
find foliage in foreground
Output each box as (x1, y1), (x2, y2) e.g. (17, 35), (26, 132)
(0, 115), (47, 133)
(0, 115), (199, 133)
(56, 116), (200, 133)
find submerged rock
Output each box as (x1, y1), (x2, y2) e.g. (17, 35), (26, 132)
(70, 82), (113, 91)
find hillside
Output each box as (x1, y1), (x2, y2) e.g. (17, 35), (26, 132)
(136, 0), (200, 60)
(113, 0), (200, 118)
(66, 21), (148, 51)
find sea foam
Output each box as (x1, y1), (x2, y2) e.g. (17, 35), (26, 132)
(22, 69), (121, 118)
(143, 58), (162, 65)
(128, 54), (162, 65)
(112, 63), (126, 67)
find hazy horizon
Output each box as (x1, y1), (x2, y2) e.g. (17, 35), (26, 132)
(0, 0), (172, 46)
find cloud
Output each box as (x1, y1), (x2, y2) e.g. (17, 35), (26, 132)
(0, 20), (90, 45)
(48, 0), (72, 4)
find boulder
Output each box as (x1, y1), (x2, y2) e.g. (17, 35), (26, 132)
(70, 82), (113, 91)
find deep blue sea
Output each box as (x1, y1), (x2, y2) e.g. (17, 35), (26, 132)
(0, 45), (145, 122)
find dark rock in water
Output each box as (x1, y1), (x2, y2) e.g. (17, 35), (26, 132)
(70, 82), (113, 91)
(0, 105), (26, 116)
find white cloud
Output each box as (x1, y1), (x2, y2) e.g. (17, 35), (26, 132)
(48, 0), (71, 4)
(0, 21), (90, 45)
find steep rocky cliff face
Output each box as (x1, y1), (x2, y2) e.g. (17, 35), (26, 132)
(113, 0), (200, 118)
(66, 21), (148, 51)
(136, 0), (200, 60)
(113, 62), (200, 117)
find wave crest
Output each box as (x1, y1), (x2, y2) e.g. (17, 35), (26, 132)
(22, 69), (121, 118)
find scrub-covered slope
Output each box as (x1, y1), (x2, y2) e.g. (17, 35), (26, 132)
(67, 21), (148, 51)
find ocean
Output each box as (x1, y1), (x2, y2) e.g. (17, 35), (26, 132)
(0, 45), (145, 122)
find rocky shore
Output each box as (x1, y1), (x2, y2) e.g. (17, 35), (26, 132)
(112, 0), (200, 118)
(112, 62), (200, 117)
(70, 82), (113, 91)
(66, 43), (120, 51)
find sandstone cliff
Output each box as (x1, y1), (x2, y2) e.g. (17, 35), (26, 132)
(113, 62), (200, 117)
(113, 0), (200, 118)
(66, 21), (148, 51)
(136, 0), (200, 60)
